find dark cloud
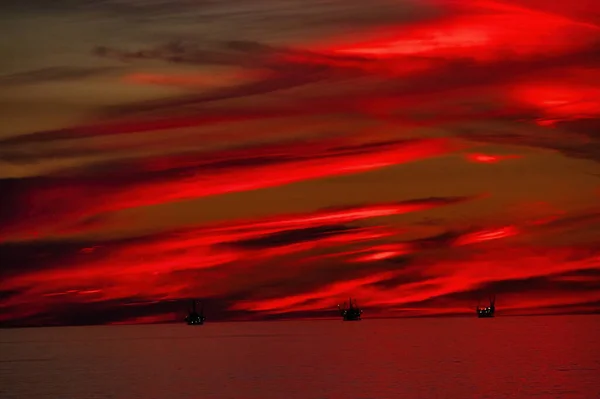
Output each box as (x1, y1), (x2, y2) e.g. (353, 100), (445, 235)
(0, 294), (333, 328)
(552, 118), (600, 137)
(0, 195), (460, 274)
(0, 178), (32, 233)
(2, 0), (437, 29)
(408, 231), (462, 249)
(478, 273), (600, 296)
(0, 110), (280, 147)
(97, 38), (600, 113)
(0, 290), (19, 301)
(0, 0), (208, 17)
(532, 300), (600, 315)
(6, 38), (599, 157)
(422, 270), (600, 305)
(92, 41), (263, 68)
(105, 71), (335, 117)
(0, 232), (142, 277)
(228, 225), (355, 249)
(542, 211), (600, 230)
(457, 125), (600, 163)
(0, 146), (97, 165)
(87, 40), (377, 116)
(0, 240), (85, 278)
(92, 39), (372, 116)
(0, 66), (119, 86)
(0, 296), (251, 328)
(560, 269), (600, 279)
(1, 137), (417, 182)
(92, 39), (365, 70)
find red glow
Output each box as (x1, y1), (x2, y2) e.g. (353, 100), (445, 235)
(350, 244), (413, 262)
(249, 247), (600, 315)
(323, 1), (598, 61)
(2, 0), (600, 327)
(512, 78), (600, 124)
(466, 153), (521, 163)
(454, 226), (519, 246)
(2, 138), (457, 241)
(233, 272), (396, 312)
(0, 196), (477, 315)
(2, 207), (599, 324)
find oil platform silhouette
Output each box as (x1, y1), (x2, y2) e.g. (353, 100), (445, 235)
(476, 295), (496, 318)
(185, 300), (206, 325)
(338, 298), (363, 321)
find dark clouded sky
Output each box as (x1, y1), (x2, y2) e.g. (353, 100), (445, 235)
(1, 0), (599, 327)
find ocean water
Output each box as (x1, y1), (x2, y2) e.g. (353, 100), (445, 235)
(1, 316), (599, 399)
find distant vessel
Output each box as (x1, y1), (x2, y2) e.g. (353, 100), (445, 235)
(476, 295), (496, 318)
(185, 300), (206, 325)
(338, 298), (363, 321)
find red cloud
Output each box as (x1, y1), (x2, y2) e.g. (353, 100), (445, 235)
(1, 138), (457, 242)
(2, 0), (600, 327)
(323, 0), (599, 60)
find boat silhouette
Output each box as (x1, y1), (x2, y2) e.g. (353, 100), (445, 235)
(476, 295), (496, 318)
(185, 300), (206, 325)
(338, 297), (363, 321)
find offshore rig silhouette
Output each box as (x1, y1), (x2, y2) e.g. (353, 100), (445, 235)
(184, 300), (206, 325)
(182, 295), (499, 324)
(476, 295), (496, 318)
(337, 297), (363, 321)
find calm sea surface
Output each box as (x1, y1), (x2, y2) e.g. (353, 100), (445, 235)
(1, 316), (599, 399)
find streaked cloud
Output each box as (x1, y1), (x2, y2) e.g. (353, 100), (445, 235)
(1, 0), (599, 326)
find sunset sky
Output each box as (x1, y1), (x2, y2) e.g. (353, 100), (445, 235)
(1, 0), (599, 327)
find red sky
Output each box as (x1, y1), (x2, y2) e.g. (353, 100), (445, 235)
(0, 0), (599, 327)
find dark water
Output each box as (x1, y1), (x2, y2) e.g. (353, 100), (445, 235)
(1, 316), (599, 399)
